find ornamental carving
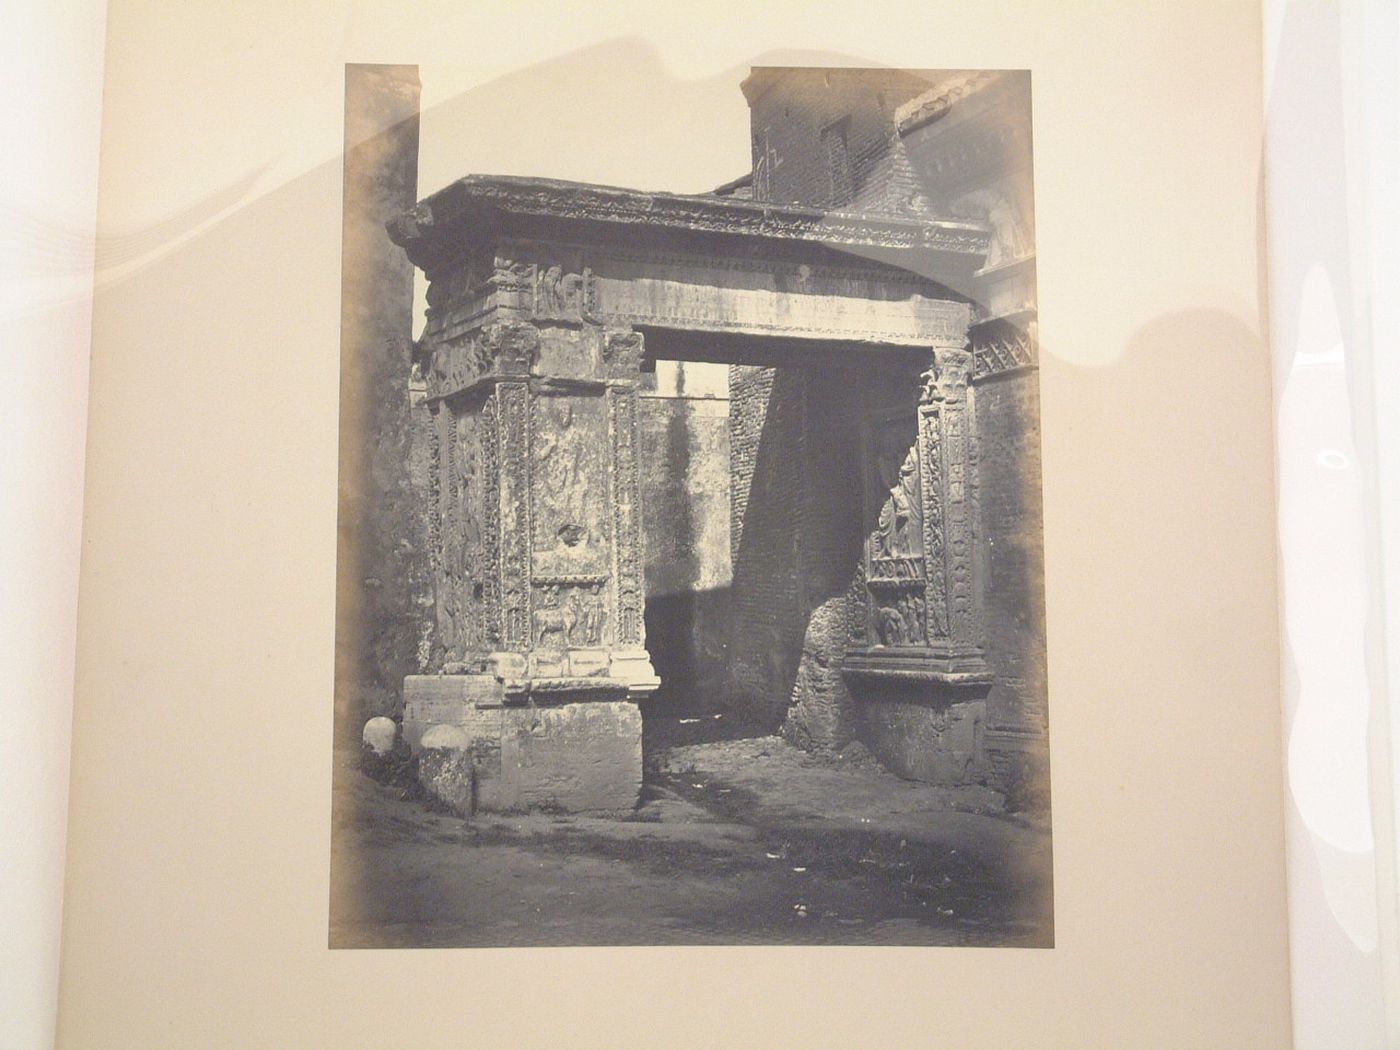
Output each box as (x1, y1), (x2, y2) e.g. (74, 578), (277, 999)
(496, 381), (531, 650)
(481, 322), (538, 375)
(608, 385), (645, 647)
(920, 347), (974, 404)
(601, 329), (644, 378)
(531, 581), (608, 649)
(918, 403), (953, 641)
(971, 314), (1038, 379)
(480, 392), (501, 647)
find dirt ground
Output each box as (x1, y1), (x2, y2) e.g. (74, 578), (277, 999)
(329, 712), (1053, 948)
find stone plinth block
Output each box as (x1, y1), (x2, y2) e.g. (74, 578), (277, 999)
(402, 674), (504, 751)
(857, 698), (987, 786)
(403, 675), (642, 814)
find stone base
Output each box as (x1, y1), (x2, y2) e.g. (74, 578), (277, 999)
(403, 675), (642, 814)
(856, 697), (988, 787)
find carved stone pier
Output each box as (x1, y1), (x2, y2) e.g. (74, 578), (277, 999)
(397, 255), (661, 812)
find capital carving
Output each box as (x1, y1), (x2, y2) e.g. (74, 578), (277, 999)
(601, 329), (644, 378)
(481, 322), (539, 375)
(920, 346), (974, 403)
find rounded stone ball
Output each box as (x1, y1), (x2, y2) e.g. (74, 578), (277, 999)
(361, 716), (398, 756)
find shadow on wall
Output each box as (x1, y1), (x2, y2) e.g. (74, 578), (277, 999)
(727, 365), (810, 729)
(726, 363), (869, 739)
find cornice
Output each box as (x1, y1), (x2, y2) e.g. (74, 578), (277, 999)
(388, 175), (991, 273)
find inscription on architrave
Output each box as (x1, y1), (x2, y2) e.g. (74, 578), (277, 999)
(590, 249), (970, 345)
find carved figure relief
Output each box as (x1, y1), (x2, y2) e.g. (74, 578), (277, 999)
(874, 592), (927, 647)
(533, 264), (594, 321)
(481, 322), (537, 374)
(531, 396), (609, 577)
(601, 329), (643, 378)
(873, 431), (923, 561)
(534, 402), (586, 532)
(529, 580), (608, 649)
(532, 585), (575, 650)
(571, 583), (606, 647)
(434, 410), (485, 657)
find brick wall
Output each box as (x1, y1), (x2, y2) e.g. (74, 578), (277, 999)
(727, 364), (806, 724)
(726, 360), (868, 741)
(781, 366), (865, 750)
(745, 68), (932, 214)
(973, 370), (1050, 804)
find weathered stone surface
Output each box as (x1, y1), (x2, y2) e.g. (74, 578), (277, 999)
(361, 716), (397, 755)
(639, 369), (732, 703)
(402, 674), (503, 751)
(494, 701), (642, 814)
(403, 676), (641, 813)
(783, 599), (857, 751)
(417, 724), (473, 814)
(857, 698), (987, 786)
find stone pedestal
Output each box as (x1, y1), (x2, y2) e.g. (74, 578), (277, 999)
(404, 675), (642, 814)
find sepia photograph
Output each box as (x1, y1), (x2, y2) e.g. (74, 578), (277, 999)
(34, 1), (1337, 1042)
(329, 60), (1051, 948)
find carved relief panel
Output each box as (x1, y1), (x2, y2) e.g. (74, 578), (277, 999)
(846, 345), (989, 680)
(431, 401), (485, 662)
(530, 394), (611, 580)
(862, 414), (931, 649)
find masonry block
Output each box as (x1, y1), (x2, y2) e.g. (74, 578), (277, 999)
(403, 675), (641, 814)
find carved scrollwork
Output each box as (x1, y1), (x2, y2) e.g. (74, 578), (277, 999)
(608, 386), (645, 646)
(497, 382), (531, 650)
(480, 392), (501, 647)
